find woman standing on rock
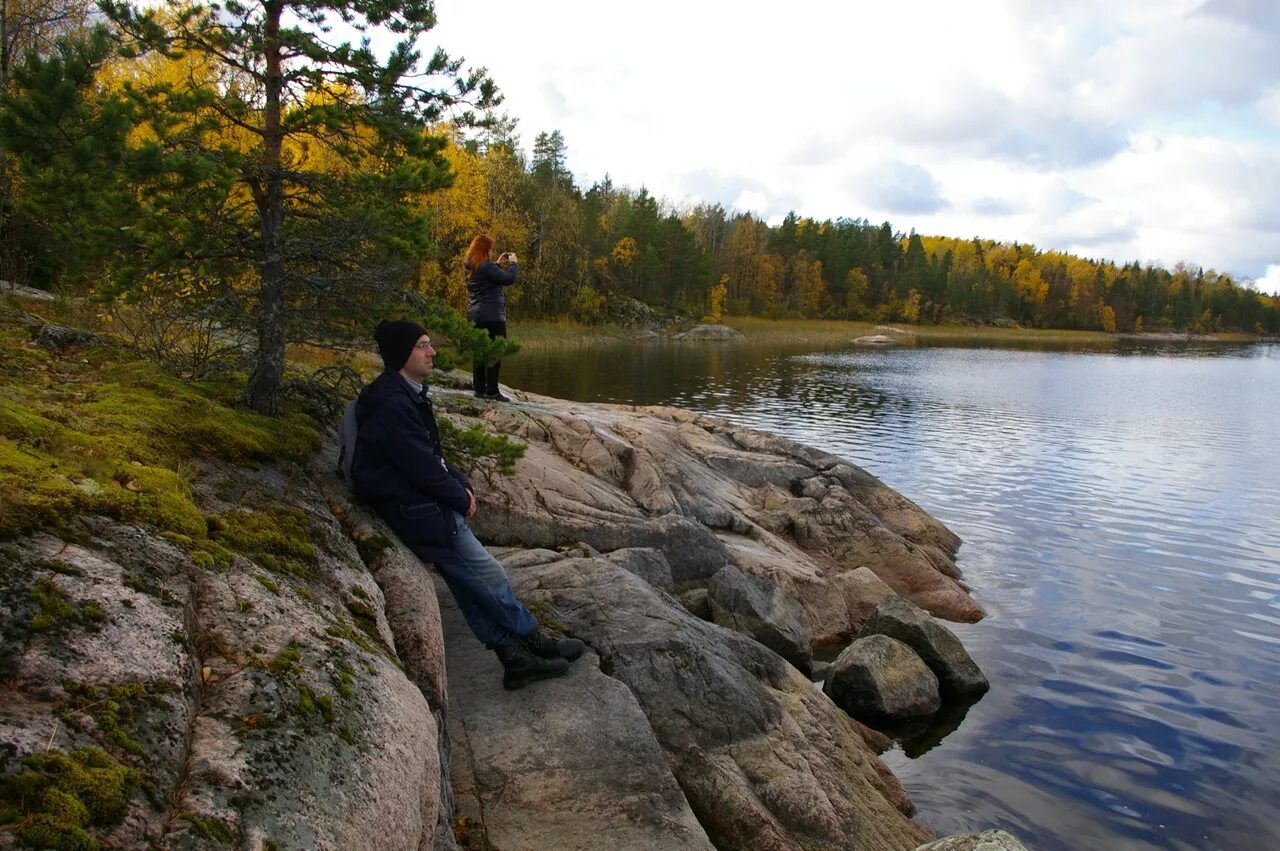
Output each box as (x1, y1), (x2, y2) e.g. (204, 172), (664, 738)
(464, 234), (519, 402)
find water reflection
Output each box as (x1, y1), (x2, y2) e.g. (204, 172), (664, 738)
(504, 338), (1280, 851)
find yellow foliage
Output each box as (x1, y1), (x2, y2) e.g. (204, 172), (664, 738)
(611, 236), (639, 267)
(1099, 304), (1117, 333)
(903, 289), (922, 323)
(705, 276), (728, 322)
(414, 134), (531, 301)
(1012, 259), (1048, 306)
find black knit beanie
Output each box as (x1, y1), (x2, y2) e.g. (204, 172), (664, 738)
(374, 319), (429, 371)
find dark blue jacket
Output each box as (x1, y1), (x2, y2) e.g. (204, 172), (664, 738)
(351, 370), (472, 551)
(466, 260), (519, 323)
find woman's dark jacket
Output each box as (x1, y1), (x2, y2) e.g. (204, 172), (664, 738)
(466, 260), (519, 323)
(351, 370), (471, 556)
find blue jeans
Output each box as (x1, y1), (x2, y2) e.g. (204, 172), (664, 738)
(433, 510), (536, 646)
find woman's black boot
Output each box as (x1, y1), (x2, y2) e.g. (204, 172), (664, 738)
(491, 633), (568, 690)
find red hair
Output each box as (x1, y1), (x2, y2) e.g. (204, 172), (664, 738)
(463, 234), (495, 275)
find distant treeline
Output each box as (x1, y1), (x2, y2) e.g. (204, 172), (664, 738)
(425, 130), (1279, 335)
(1, 2), (1276, 419)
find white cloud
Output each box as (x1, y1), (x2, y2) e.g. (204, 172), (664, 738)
(425, 0), (1280, 279)
(1255, 265), (1280, 296)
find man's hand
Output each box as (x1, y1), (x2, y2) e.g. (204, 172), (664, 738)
(465, 490), (477, 519)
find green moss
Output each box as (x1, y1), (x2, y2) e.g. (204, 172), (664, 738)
(17, 816), (99, 851)
(63, 682), (172, 757)
(28, 579), (110, 634)
(234, 597), (252, 613)
(344, 599), (381, 644)
(122, 574), (146, 592)
(325, 621), (376, 656)
(353, 533), (392, 565)
(39, 559), (85, 577)
(0, 329), (318, 543)
(210, 507), (315, 577)
(78, 601), (105, 626)
(177, 811), (235, 843)
(0, 747), (140, 850)
(254, 575), (280, 595)
(30, 578), (76, 633)
(40, 787), (90, 826)
(526, 600), (568, 636)
(267, 642), (301, 677)
(350, 585), (369, 601)
(333, 663), (356, 698)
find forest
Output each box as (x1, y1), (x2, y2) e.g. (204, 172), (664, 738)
(3, 0), (1278, 414)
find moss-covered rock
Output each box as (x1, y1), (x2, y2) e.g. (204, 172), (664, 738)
(0, 747), (140, 850)
(0, 308), (318, 543)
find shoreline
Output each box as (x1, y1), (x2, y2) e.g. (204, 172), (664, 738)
(512, 316), (1259, 349)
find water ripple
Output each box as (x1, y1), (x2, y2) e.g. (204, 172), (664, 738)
(507, 340), (1280, 851)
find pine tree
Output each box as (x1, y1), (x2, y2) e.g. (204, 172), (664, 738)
(92, 0), (500, 413)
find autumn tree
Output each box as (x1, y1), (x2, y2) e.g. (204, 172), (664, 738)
(92, 0), (500, 414)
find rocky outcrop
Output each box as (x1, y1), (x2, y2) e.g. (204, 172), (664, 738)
(2, 375), (999, 850)
(499, 550), (933, 851)
(1, 456), (449, 850)
(676, 324), (745, 340)
(823, 636), (941, 724)
(707, 564), (813, 674)
(862, 597), (989, 696)
(0, 280), (54, 301)
(438, 571), (715, 851)
(915, 829), (1030, 850)
(463, 391), (982, 646)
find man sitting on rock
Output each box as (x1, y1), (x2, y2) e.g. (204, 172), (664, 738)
(350, 319), (583, 689)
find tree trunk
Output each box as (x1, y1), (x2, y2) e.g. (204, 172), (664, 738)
(246, 1), (285, 415)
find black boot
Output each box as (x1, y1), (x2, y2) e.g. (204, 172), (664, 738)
(522, 627), (585, 661)
(491, 633), (568, 690)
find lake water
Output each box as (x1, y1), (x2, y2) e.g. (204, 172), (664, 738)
(502, 336), (1280, 851)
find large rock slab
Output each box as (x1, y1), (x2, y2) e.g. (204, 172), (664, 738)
(0, 454), (447, 851)
(707, 564), (813, 674)
(453, 390), (983, 649)
(862, 597), (989, 696)
(505, 552), (934, 850)
(436, 575), (713, 851)
(824, 635), (942, 724)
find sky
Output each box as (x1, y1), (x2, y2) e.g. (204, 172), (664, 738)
(423, 0), (1280, 295)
